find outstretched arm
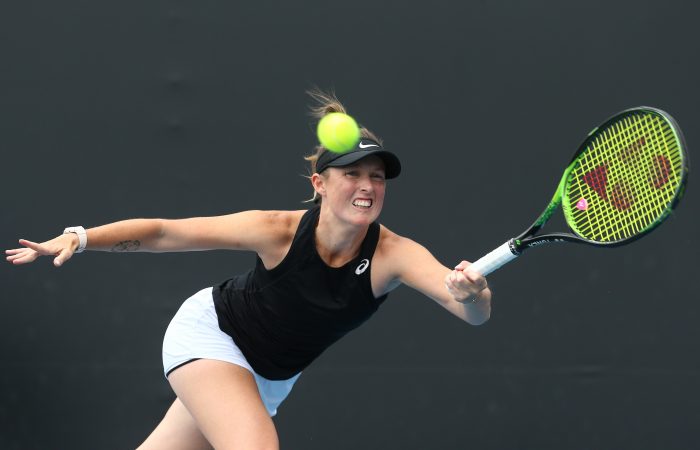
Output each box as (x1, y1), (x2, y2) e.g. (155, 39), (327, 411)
(380, 232), (491, 325)
(5, 219), (161, 267)
(6, 210), (290, 268)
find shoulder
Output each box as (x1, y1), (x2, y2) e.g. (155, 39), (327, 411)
(374, 225), (422, 275)
(375, 224), (444, 277)
(371, 224), (442, 296)
(254, 209), (306, 227)
(252, 209), (307, 240)
(211, 209), (306, 250)
(376, 224), (415, 254)
(245, 209), (308, 266)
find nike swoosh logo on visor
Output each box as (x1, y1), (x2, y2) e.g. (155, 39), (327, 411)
(359, 142), (379, 149)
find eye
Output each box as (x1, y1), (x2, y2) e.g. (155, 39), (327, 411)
(371, 173), (386, 181)
(345, 170), (359, 178)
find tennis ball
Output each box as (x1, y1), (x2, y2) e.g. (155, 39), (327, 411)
(317, 112), (360, 153)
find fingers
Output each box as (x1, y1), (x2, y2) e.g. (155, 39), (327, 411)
(5, 237), (73, 267)
(449, 268), (487, 290)
(5, 247), (39, 265)
(18, 239), (48, 253)
(443, 273), (462, 298)
(454, 260), (469, 271)
(53, 248), (74, 267)
(445, 263), (489, 303)
(444, 271), (466, 295)
(453, 260), (487, 288)
(462, 270), (488, 290)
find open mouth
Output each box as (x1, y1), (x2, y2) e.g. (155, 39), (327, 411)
(352, 199), (372, 208)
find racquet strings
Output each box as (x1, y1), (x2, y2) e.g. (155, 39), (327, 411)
(563, 112), (684, 242)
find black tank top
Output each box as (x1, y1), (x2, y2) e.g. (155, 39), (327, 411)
(213, 206), (388, 380)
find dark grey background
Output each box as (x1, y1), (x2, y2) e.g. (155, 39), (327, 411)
(1, 0), (699, 449)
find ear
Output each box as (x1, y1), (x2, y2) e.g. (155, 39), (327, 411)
(311, 172), (327, 197)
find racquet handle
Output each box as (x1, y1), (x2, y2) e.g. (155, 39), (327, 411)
(468, 240), (520, 276)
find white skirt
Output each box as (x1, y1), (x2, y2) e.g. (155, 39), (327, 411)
(162, 287), (300, 417)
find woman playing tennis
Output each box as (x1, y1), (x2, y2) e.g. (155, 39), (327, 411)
(5, 91), (492, 450)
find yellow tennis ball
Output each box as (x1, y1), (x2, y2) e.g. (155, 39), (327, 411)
(317, 112), (360, 153)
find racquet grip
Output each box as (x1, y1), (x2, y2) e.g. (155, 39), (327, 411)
(468, 240), (519, 276)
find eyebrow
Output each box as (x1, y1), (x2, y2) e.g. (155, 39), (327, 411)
(347, 161), (386, 171)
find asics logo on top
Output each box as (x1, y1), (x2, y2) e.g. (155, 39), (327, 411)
(355, 259), (370, 275)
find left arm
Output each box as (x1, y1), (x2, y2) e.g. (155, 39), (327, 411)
(377, 231), (491, 325)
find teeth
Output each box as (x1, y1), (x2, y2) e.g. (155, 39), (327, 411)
(353, 199), (372, 207)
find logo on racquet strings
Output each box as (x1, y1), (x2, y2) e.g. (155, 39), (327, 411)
(355, 259), (370, 275)
(581, 135), (672, 212)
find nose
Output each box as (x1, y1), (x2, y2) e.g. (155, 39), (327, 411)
(358, 174), (373, 192)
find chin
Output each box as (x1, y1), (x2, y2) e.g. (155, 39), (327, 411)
(349, 207), (381, 223)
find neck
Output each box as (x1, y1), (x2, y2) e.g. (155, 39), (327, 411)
(315, 206), (369, 267)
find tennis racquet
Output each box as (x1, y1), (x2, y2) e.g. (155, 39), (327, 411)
(469, 106), (689, 276)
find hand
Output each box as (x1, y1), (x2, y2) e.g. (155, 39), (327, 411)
(5, 234), (80, 267)
(444, 260), (490, 303)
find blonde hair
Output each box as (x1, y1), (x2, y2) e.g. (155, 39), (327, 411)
(303, 88), (383, 203)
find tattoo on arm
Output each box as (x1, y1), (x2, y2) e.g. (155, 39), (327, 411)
(111, 240), (141, 252)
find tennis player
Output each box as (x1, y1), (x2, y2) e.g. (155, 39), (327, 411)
(6, 91), (491, 450)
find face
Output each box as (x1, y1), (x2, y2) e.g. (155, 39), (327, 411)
(313, 156), (387, 226)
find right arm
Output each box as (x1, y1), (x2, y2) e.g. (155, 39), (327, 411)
(5, 210), (293, 267)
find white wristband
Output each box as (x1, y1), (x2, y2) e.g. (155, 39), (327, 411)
(63, 226), (88, 253)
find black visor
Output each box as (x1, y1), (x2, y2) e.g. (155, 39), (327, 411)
(315, 138), (401, 179)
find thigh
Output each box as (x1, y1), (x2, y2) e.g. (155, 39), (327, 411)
(137, 398), (211, 450)
(168, 359), (279, 450)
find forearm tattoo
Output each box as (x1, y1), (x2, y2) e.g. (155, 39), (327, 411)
(111, 240), (141, 252)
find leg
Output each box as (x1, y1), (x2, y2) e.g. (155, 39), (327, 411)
(137, 398), (211, 450)
(168, 359), (279, 450)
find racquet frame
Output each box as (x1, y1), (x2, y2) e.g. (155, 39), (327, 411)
(469, 107), (689, 276)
